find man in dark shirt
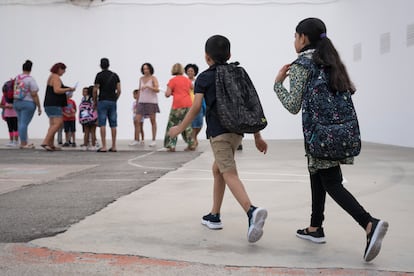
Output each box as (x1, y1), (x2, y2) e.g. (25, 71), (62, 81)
(93, 58), (121, 152)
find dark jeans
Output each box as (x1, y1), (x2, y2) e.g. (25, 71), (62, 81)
(310, 165), (372, 229)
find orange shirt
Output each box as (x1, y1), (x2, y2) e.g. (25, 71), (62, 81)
(167, 75), (192, 109)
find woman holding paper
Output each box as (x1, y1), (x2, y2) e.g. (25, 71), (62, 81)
(41, 62), (75, 151)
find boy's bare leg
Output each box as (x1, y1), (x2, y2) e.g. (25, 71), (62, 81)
(211, 161), (226, 214)
(223, 169), (252, 212)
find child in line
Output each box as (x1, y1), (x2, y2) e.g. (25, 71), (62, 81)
(129, 89), (145, 146)
(168, 35), (268, 243)
(0, 94), (18, 147)
(79, 86), (97, 150)
(62, 92), (77, 147)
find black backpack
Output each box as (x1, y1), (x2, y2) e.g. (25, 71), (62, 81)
(215, 62), (267, 134)
(294, 56), (361, 160)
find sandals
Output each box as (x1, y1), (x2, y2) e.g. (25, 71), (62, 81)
(51, 145), (62, 151)
(97, 148), (107, 152)
(108, 148), (117, 152)
(184, 145), (196, 151)
(20, 143), (35, 149)
(41, 144), (54, 151)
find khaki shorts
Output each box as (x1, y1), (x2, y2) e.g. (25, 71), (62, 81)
(210, 133), (243, 173)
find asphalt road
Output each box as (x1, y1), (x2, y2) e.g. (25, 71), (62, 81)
(0, 149), (200, 243)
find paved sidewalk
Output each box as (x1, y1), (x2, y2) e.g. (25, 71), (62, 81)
(0, 139), (413, 275)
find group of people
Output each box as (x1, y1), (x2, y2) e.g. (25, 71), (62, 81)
(1, 17), (388, 263)
(129, 62), (206, 152)
(1, 60), (42, 149)
(1, 58), (206, 152)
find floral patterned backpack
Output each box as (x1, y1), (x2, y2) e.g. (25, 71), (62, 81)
(294, 56), (361, 160)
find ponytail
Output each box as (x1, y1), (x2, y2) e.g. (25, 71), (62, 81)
(296, 18), (355, 94)
(313, 37), (356, 94)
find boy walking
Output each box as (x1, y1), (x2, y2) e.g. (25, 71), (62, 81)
(168, 35), (268, 243)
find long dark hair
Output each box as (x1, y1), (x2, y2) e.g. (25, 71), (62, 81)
(296, 18), (355, 94)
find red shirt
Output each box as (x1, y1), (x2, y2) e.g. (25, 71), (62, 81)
(167, 75), (192, 109)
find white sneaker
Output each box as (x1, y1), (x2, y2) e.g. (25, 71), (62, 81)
(5, 141), (15, 147)
(247, 207), (268, 243)
(149, 141), (156, 147)
(129, 140), (139, 146)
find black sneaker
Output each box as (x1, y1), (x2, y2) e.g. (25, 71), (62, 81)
(71, 142), (77, 147)
(201, 213), (223, 230)
(62, 142), (70, 147)
(247, 207), (267, 243)
(364, 218), (388, 262)
(296, 227), (326, 243)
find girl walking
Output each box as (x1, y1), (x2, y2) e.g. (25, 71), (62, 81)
(273, 17), (388, 262)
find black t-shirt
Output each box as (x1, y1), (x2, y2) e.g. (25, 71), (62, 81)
(94, 69), (120, 101)
(194, 65), (229, 138)
(44, 83), (67, 107)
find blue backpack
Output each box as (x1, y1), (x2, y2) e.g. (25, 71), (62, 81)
(294, 56), (361, 160)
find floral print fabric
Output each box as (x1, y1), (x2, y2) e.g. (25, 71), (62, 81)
(273, 51), (353, 174)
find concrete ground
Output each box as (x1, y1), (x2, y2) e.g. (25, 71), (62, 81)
(0, 138), (413, 275)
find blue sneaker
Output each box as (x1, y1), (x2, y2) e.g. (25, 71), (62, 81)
(201, 213), (223, 230)
(247, 207), (267, 243)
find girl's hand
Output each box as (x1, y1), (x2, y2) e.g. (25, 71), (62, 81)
(275, 64), (291, 83)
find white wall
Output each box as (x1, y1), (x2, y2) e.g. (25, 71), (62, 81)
(0, 0), (413, 147)
(334, 0), (414, 148)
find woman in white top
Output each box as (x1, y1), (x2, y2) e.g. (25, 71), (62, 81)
(135, 63), (160, 147)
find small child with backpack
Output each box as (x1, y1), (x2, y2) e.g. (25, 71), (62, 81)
(79, 86), (97, 150)
(168, 35), (268, 243)
(0, 84), (18, 147)
(62, 92), (77, 147)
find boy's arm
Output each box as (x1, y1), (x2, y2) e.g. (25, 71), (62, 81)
(254, 132), (267, 154)
(168, 93), (203, 138)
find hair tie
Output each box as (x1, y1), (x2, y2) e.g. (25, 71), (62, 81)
(320, 33), (327, 39)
